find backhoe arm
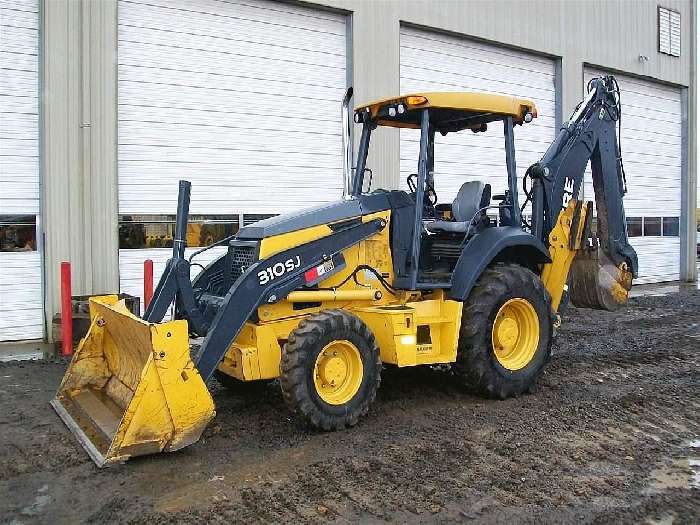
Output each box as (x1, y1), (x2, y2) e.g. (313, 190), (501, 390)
(530, 76), (638, 311)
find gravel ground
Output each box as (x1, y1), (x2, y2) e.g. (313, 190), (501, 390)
(1, 288), (698, 524)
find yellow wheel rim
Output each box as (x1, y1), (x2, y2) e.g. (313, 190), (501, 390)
(491, 298), (540, 371)
(313, 340), (363, 405)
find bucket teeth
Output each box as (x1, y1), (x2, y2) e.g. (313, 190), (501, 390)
(51, 296), (215, 467)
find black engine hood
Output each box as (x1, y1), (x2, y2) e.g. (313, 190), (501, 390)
(235, 192), (402, 239)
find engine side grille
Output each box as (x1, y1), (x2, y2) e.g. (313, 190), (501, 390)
(430, 240), (462, 260)
(228, 243), (257, 283)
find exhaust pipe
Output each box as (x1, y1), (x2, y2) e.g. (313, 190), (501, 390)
(172, 179), (191, 260)
(341, 87), (354, 199)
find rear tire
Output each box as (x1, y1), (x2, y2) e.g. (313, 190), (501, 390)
(280, 310), (381, 431)
(454, 263), (552, 399)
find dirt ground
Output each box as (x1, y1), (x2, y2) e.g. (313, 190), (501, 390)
(1, 288), (698, 524)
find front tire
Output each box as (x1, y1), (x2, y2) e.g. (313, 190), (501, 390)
(280, 310), (381, 431)
(454, 263), (552, 399)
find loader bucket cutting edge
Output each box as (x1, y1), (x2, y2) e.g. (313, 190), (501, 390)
(569, 249), (633, 311)
(51, 296), (215, 467)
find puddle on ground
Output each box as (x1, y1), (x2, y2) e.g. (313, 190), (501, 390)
(645, 439), (700, 492)
(153, 442), (324, 514)
(688, 459), (700, 489)
(20, 484), (51, 517)
(645, 514), (677, 525)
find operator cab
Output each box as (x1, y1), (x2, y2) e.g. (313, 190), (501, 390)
(351, 92), (538, 289)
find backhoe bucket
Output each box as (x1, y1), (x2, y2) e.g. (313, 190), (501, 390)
(569, 248), (633, 311)
(51, 296), (215, 467)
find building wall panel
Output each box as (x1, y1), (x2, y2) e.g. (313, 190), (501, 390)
(399, 26), (556, 209)
(0, 0), (40, 214)
(116, 0), (347, 215)
(0, 0), (42, 341)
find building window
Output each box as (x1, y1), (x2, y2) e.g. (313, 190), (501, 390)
(627, 217), (643, 237)
(662, 216), (680, 236)
(625, 216), (679, 238)
(0, 215), (37, 252)
(118, 215), (240, 249)
(117, 214), (279, 249)
(643, 217), (662, 236)
(658, 6), (681, 57)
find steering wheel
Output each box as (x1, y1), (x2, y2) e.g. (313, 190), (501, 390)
(406, 174), (438, 205)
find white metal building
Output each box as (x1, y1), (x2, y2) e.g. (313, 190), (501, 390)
(0, 0), (696, 344)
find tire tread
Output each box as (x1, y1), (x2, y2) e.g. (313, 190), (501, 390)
(454, 263), (552, 399)
(280, 309), (381, 431)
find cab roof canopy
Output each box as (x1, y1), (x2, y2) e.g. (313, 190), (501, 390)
(355, 91), (538, 133)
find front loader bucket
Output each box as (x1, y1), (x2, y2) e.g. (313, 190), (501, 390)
(51, 296), (215, 467)
(569, 248), (633, 311)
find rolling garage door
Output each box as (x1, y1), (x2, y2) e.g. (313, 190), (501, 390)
(117, 0), (347, 307)
(584, 68), (682, 284)
(399, 26), (556, 206)
(0, 0), (43, 341)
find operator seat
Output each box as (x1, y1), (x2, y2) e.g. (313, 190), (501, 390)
(426, 181), (489, 233)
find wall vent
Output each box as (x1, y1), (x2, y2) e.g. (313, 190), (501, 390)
(658, 6), (681, 57)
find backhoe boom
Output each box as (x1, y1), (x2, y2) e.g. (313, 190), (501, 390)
(528, 76), (638, 310)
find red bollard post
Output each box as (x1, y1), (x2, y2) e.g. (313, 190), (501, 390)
(144, 259), (154, 310)
(60, 262), (73, 357)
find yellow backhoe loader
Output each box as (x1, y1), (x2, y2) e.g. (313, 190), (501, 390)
(52, 77), (637, 466)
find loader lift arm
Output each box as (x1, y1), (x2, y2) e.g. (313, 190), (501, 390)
(527, 76), (638, 310)
(141, 179), (386, 382)
(194, 217), (385, 381)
